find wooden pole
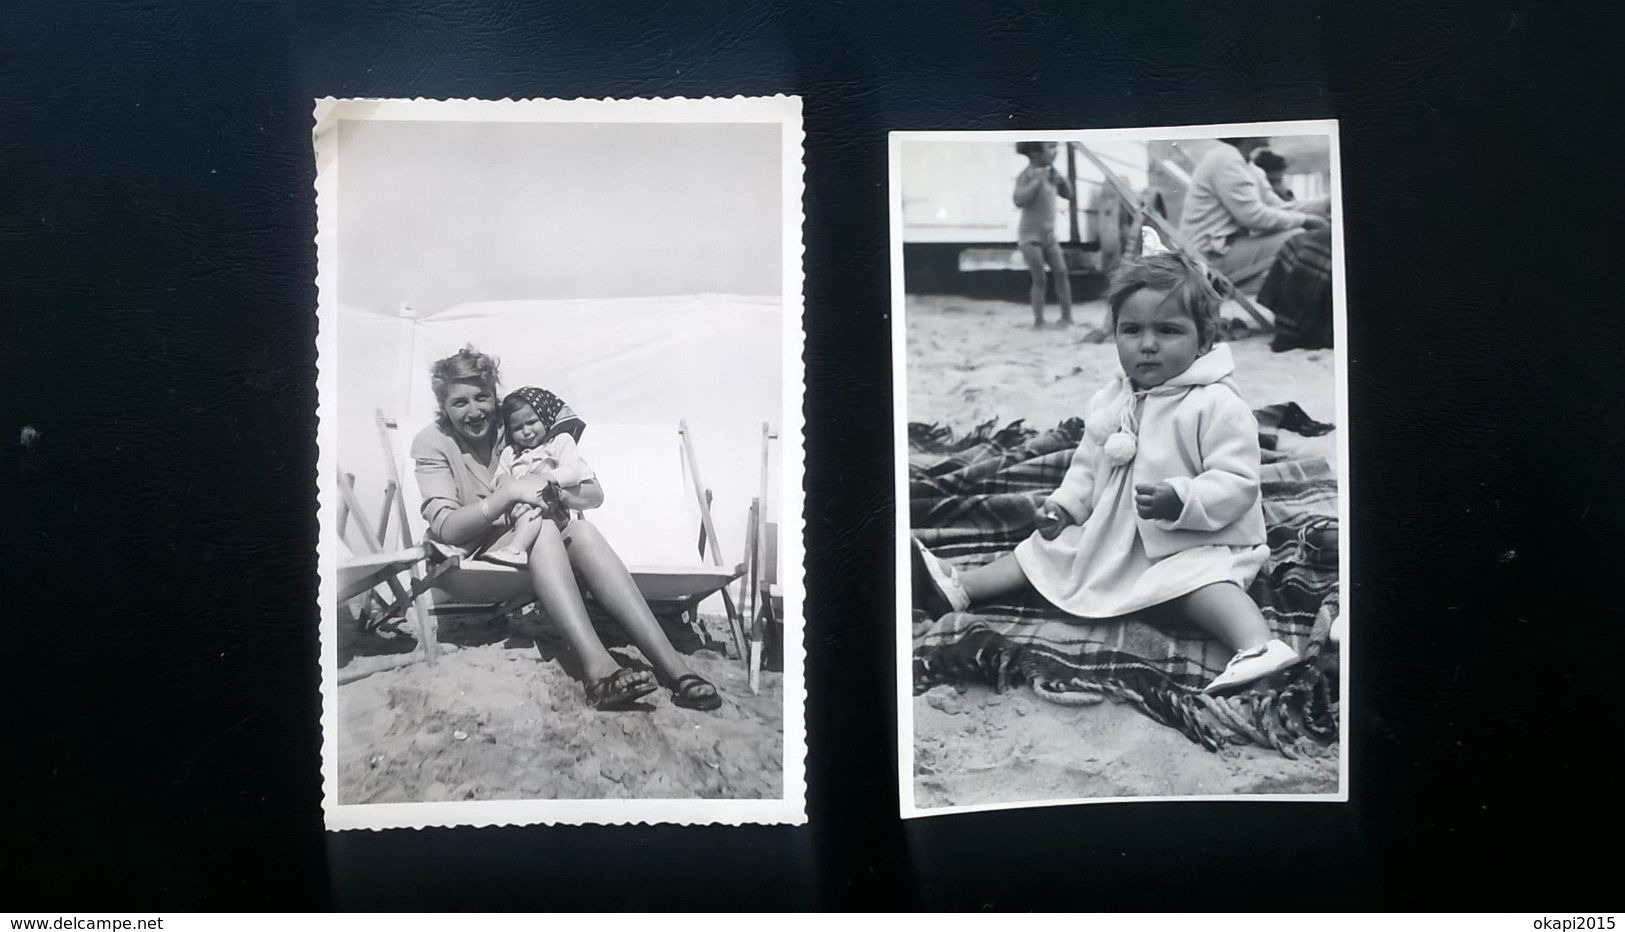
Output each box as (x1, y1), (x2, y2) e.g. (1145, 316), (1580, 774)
(376, 481), (397, 548)
(1065, 142), (1081, 244)
(337, 472), (355, 541)
(374, 409), (438, 666)
(678, 420), (749, 668)
(745, 498), (762, 694)
(739, 502), (758, 624)
(749, 423), (776, 694)
(337, 474), (384, 556)
(1069, 141), (1271, 330)
(696, 489), (712, 560)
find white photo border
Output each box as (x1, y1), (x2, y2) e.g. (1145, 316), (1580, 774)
(314, 95), (807, 830)
(890, 119), (1351, 818)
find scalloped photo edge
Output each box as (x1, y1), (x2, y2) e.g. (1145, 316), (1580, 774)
(313, 95), (805, 829)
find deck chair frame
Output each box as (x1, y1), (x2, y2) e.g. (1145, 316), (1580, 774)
(1069, 140), (1273, 331)
(333, 411), (446, 668)
(736, 422), (783, 694)
(344, 411), (746, 678)
(678, 420), (753, 669)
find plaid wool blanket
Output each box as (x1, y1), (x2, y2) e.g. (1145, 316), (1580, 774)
(910, 404), (1341, 756)
(1260, 226), (1335, 352)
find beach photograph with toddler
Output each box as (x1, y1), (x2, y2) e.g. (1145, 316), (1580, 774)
(891, 123), (1347, 815)
(314, 97), (805, 828)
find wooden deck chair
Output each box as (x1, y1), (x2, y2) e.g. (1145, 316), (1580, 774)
(373, 410), (746, 661)
(1069, 140), (1273, 331)
(678, 421), (752, 668)
(739, 501), (784, 694)
(333, 460), (442, 672)
(738, 422), (783, 694)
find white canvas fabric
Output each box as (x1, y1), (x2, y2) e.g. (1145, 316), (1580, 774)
(336, 293), (783, 573)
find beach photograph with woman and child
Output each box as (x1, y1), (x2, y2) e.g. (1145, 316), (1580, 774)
(314, 97), (805, 828)
(891, 122), (1347, 815)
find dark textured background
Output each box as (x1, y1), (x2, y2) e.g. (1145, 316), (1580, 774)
(4, 0), (1622, 911)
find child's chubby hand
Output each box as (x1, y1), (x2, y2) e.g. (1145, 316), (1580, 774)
(1134, 482), (1183, 520)
(1035, 499), (1076, 540)
(504, 476), (553, 508)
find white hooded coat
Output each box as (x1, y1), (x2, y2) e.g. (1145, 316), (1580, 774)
(1014, 343), (1270, 618)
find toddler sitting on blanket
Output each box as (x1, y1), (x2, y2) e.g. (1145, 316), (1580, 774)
(913, 235), (1301, 693)
(479, 386), (593, 568)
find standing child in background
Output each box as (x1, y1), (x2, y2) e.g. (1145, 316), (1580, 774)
(913, 242), (1301, 693)
(1012, 141), (1074, 328)
(479, 386), (594, 568)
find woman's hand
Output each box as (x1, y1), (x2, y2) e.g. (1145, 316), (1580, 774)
(1134, 483), (1184, 520)
(502, 476), (556, 511)
(556, 480), (604, 511)
(1036, 499), (1076, 540)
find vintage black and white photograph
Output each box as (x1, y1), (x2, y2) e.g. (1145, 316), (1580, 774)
(893, 122), (1348, 815)
(314, 97), (805, 828)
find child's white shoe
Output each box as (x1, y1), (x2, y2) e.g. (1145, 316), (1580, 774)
(1204, 638), (1299, 694)
(478, 548), (529, 569)
(910, 538), (971, 618)
(1328, 613), (1346, 646)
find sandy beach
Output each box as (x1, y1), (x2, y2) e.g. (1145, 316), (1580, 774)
(336, 616), (783, 804)
(906, 292), (1341, 807)
(906, 293), (1339, 469)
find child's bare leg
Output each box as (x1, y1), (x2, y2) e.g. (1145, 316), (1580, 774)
(957, 553), (1031, 605)
(1019, 243), (1048, 326)
(1179, 582), (1300, 692)
(1175, 582), (1271, 651)
(1044, 243), (1073, 323)
(508, 509), (543, 555)
(913, 543), (1029, 618)
(479, 505), (542, 567)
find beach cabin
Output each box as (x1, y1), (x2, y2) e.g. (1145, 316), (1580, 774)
(897, 138), (1151, 296)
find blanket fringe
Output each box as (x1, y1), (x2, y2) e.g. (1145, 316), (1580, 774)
(910, 418), (1048, 455)
(916, 625), (1339, 756)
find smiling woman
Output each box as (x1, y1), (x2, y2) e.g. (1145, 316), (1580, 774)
(408, 344), (721, 713)
(316, 95), (804, 830)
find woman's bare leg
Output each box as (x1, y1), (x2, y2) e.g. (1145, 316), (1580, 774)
(1019, 243), (1048, 327)
(956, 552), (1032, 605)
(526, 522), (620, 682)
(1174, 581), (1272, 652)
(1044, 243), (1073, 324)
(563, 520), (695, 684)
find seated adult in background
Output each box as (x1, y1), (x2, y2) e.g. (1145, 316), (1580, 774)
(1178, 137), (1328, 296)
(1260, 224), (1336, 352)
(1251, 148), (1297, 204)
(1251, 147), (1332, 216)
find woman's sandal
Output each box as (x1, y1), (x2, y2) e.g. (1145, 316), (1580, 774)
(583, 667), (658, 710)
(667, 673), (722, 712)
